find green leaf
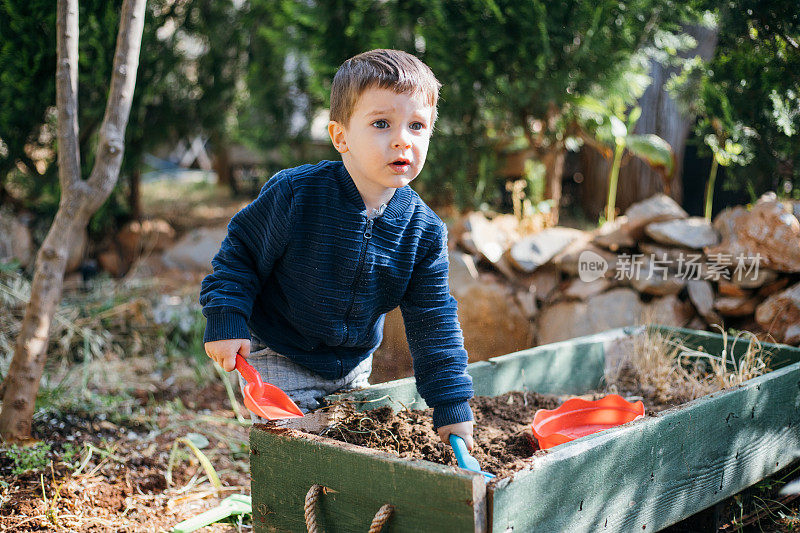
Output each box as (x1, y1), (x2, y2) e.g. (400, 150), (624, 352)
(576, 96), (611, 117)
(724, 140), (743, 156)
(186, 433), (210, 449)
(166, 436), (222, 489)
(626, 134), (674, 175)
(180, 437), (222, 488)
(627, 106), (642, 132)
(610, 116), (627, 138)
(564, 136), (583, 152)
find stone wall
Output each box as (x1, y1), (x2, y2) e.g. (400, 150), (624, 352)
(377, 192), (800, 381)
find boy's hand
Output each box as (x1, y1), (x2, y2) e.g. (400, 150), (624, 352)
(437, 421), (475, 451)
(205, 338), (250, 372)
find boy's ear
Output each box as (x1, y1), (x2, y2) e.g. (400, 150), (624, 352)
(328, 121), (348, 154)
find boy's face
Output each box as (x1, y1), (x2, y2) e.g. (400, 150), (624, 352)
(328, 87), (434, 202)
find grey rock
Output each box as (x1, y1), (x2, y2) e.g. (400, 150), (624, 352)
(629, 260), (686, 296)
(686, 280), (722, 325)
(643, 294), (695, 327)
(756, 282), (800, 344)
(521, 264), (561, 303)
(453, 280), (535, 358)
(645, 217), (721, 249)
(562, 278), (612, 301)
(448, 251), (480, 291)
(508, 227), (583, 273)
(161, 226), (228, 272)
(461, 212), (520, 264)
(593, 216), (635, 252)
(706, 196), (800, 273)
(730, 267), (778, 289)
(624, 194), (688, 239)
(554, 241), (617, 278)
(714, 295), (760, 317)
(536, 288), (643, 345)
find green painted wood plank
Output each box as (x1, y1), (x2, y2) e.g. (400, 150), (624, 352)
(326, 328), (632, 412)
(324, 361), (496, 412)
(250, 427), (487, 533)
(491, 359), (800, 533)
(253, 327), (800, 532)
(649, 324), (800, 369)
(325, 375), (428, 412)
(328, 326), (798, 415)
(484, 328), (630, 396)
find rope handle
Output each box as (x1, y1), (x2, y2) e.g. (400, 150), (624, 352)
(305, 484), (394, 533)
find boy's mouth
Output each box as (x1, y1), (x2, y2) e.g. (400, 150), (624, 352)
(390, 158), (411, 171)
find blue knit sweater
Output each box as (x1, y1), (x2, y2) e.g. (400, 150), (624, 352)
(199, 160), (474, 428)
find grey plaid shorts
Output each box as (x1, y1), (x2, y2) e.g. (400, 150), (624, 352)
(239, 335), (372, 422)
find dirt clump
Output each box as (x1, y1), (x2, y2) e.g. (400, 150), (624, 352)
(321, 391), (569, 478)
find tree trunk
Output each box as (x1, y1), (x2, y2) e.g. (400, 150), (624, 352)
(580, 22), (719, 216)
(213, 141), (237, 194)
(129, 167), (141, 220)
(542, 145), (565, 225)
(0, 0), (146, 442)
(579, 144), (611, 219)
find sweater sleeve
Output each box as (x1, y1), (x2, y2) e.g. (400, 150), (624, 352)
(400, 224), (474, 429)
(199, 173), (294, 342)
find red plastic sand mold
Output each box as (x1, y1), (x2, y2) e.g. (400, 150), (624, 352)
(532, 394), (645, 449)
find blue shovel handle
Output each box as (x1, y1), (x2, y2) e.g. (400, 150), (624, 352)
(449, 434), (495, 480)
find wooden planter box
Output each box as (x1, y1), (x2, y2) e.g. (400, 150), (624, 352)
(250, 326), (800, 532)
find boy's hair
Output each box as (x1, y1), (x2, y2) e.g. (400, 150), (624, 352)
(330, 49), (441, 126)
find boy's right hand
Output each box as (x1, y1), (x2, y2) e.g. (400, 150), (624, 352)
(205, 338), (250, 372)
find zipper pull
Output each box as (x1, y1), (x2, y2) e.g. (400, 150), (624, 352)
(365, 219), (374, 239)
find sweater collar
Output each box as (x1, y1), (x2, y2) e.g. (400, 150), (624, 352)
(333, 161), (413, 220)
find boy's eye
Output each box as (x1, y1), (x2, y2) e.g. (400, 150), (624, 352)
(410, 122), (425, 131)
(372, 120), (389, 129)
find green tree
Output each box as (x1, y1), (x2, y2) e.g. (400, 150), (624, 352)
(0, 0), (247, 234)
(237, 1), (304, 149)
(0, 0), (57, 205)
(244, 0), (501, 208)
(262, 1), (702, 215)
(0, 0), (146, 443)
(713, 0), (800, 196)
(577, 97), (674, 222)
(418, 0), (699, 219)
(671, 0), (800, 203)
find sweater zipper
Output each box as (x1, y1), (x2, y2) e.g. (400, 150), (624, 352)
(342, 218), (374, 341)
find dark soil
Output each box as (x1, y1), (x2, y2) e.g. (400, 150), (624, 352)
(321, 391), (584, 478)
(0, 381), (250, 532)
(318, 361), (696, 479)
(317, 386), (765, 478)
(315, 391), (799, 531)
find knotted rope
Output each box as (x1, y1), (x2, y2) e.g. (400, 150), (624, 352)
(368, 503), (395, 533)
(304, 484), (394, 533)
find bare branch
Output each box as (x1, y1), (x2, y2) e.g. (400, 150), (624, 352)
(86, 0), (147, 206)
(0, 0), (147, 442)
(55, 0), (81, 189)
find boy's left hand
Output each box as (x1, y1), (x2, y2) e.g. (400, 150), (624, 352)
(437, 421), (474, 451)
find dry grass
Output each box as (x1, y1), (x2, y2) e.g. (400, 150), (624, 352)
(0, 269), (207, 382)
(606, 326), (774, 407)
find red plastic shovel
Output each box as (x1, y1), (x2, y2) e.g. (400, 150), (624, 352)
(532, 394), (644, 449)
(235, 353), (304, 420)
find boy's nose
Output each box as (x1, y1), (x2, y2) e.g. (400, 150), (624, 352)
(392, 130), (412, 149)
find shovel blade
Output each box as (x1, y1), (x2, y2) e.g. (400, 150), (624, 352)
(449, 434), (495, 480)
(244, 382), (304, 420)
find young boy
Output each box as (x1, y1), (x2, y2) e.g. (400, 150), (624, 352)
(200, 49), (474, 448)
